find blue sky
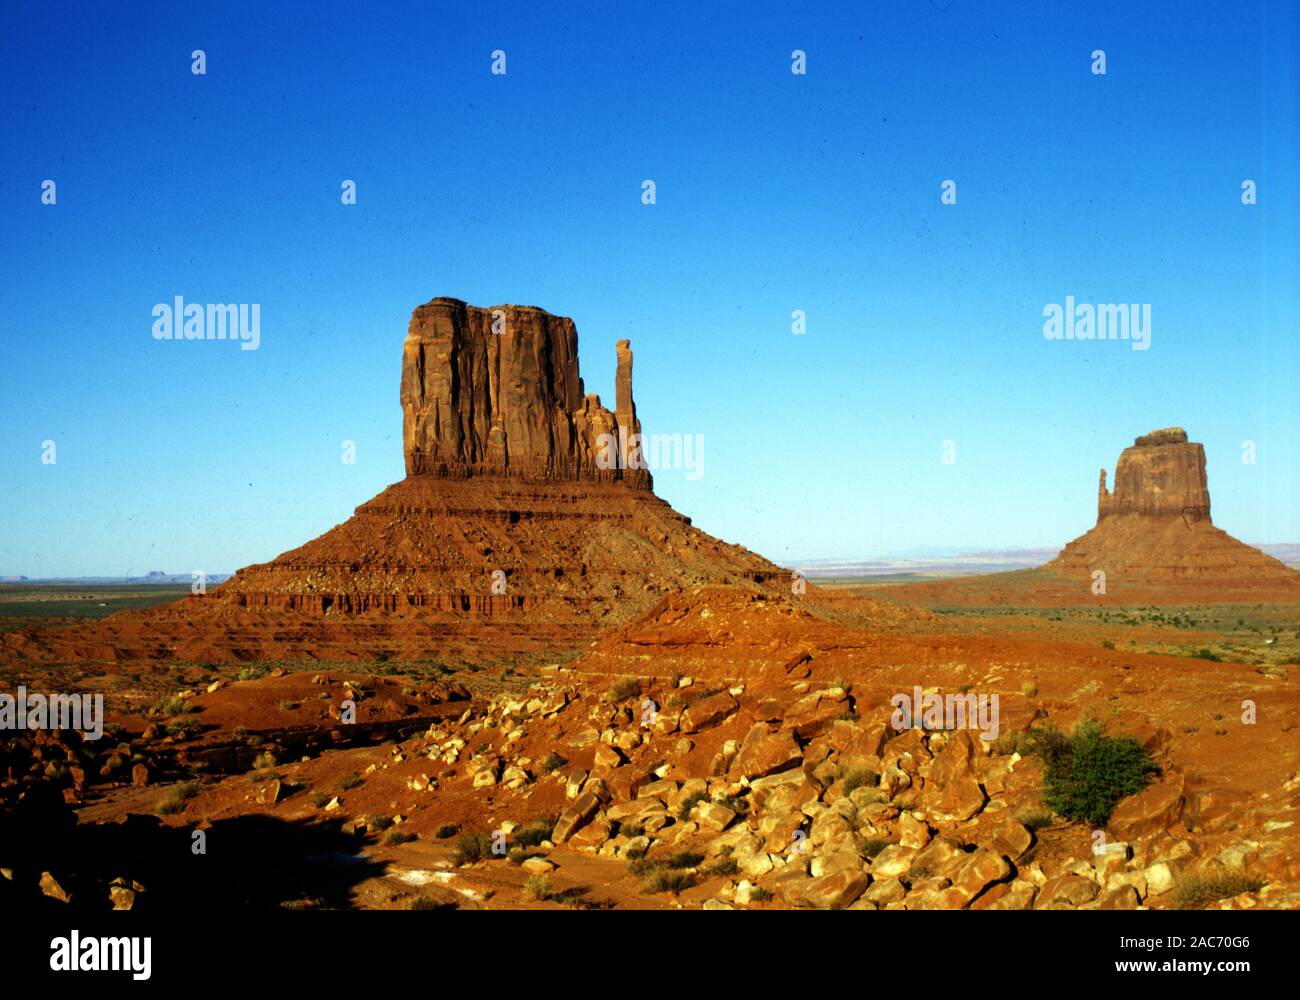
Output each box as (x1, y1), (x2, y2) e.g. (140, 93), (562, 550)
(2, 0), (1297, 576)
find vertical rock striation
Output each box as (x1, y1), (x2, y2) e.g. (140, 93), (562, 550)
(1096, 427), (1211, 522)
(401, 297), (650, 488)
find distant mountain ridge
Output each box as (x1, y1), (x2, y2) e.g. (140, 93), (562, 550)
(0, 573), (231, 585)
(798, 542), (1300, 579)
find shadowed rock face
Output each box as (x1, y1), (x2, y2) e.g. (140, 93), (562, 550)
(1097, 427), (1211, 522)
(401, 298), (649, 487)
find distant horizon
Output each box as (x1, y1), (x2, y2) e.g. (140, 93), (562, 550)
(11, 540), (1300, 583)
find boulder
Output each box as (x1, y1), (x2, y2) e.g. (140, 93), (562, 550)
(681, 692), (739, 733)
(974, 879), (1039, 910)
(1037, 873), (1099, 908)
(1109, 775), (1186, 842)
(931, 776), (987, 822)
(731, 727), (802, 780)
(553, 791), (601, 843)
(39, 871), (71, 903)
(991, 819), (1034, 860)
(791, 870), (870, 909)
(691, 801), (737, 832)
(929, 729), (977, 786)
(948, 849), (1012, 907)
(870, 845), (918, 879)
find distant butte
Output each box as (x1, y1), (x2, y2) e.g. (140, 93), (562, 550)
(1047, 426), (1299, 587)
(877, 426), (1300, 606)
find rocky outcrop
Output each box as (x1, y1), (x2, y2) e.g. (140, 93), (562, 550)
(401, 298), (649, 487)
(210, 476), (782, 618)
(1097, 427), (1210, 522)
(1047, 427), (1300, 589)
(179, 296), (785, 622)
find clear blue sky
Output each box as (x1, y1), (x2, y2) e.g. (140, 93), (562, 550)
(2, 1), (1297, 576)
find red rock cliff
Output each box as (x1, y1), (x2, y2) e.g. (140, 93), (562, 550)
(401, 298), (650, 487)
(1097, 427), (1211, 522)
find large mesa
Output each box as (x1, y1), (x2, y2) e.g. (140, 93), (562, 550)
(204, 297), (780, 619)
(401, 298), (648, 486)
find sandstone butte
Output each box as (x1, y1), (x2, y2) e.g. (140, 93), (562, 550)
(881, 427), (1300, 607)
(213, 297), (783, 617)
(1047, 426), (1300, 586)
(0, 298), (794, 668)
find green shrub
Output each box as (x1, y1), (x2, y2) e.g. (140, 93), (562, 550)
(1172, 871), (1262, 910)
(662, 850), (704, 870)
(434, 823), (459, 839)
(641, 869), (695, 894)
(747, 886), (773, 902)
(155, 781), (199, 816)
(712, 793), (746, 814)
(514, 815), (558, 848)
(310, 792), (331, 808)
(166, 715), (202, 737)
(540, 752), (567, 773)
(408, 895), (454, 911)
(153, 695), (196, 717)
(904, 864), (932, 884)
(990, 731), (1036, 756)
(524, 876), (554, 901)
(1029, 720), (1158, 825)
(452, 830), (495, 866)
(609, 677), (641, 701)
(339, 772), (365, 791)
(237, 665), (269, 682)
(383, 829), (417, 846)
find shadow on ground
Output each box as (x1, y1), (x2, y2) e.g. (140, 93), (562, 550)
(2, 800), (386, 912)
